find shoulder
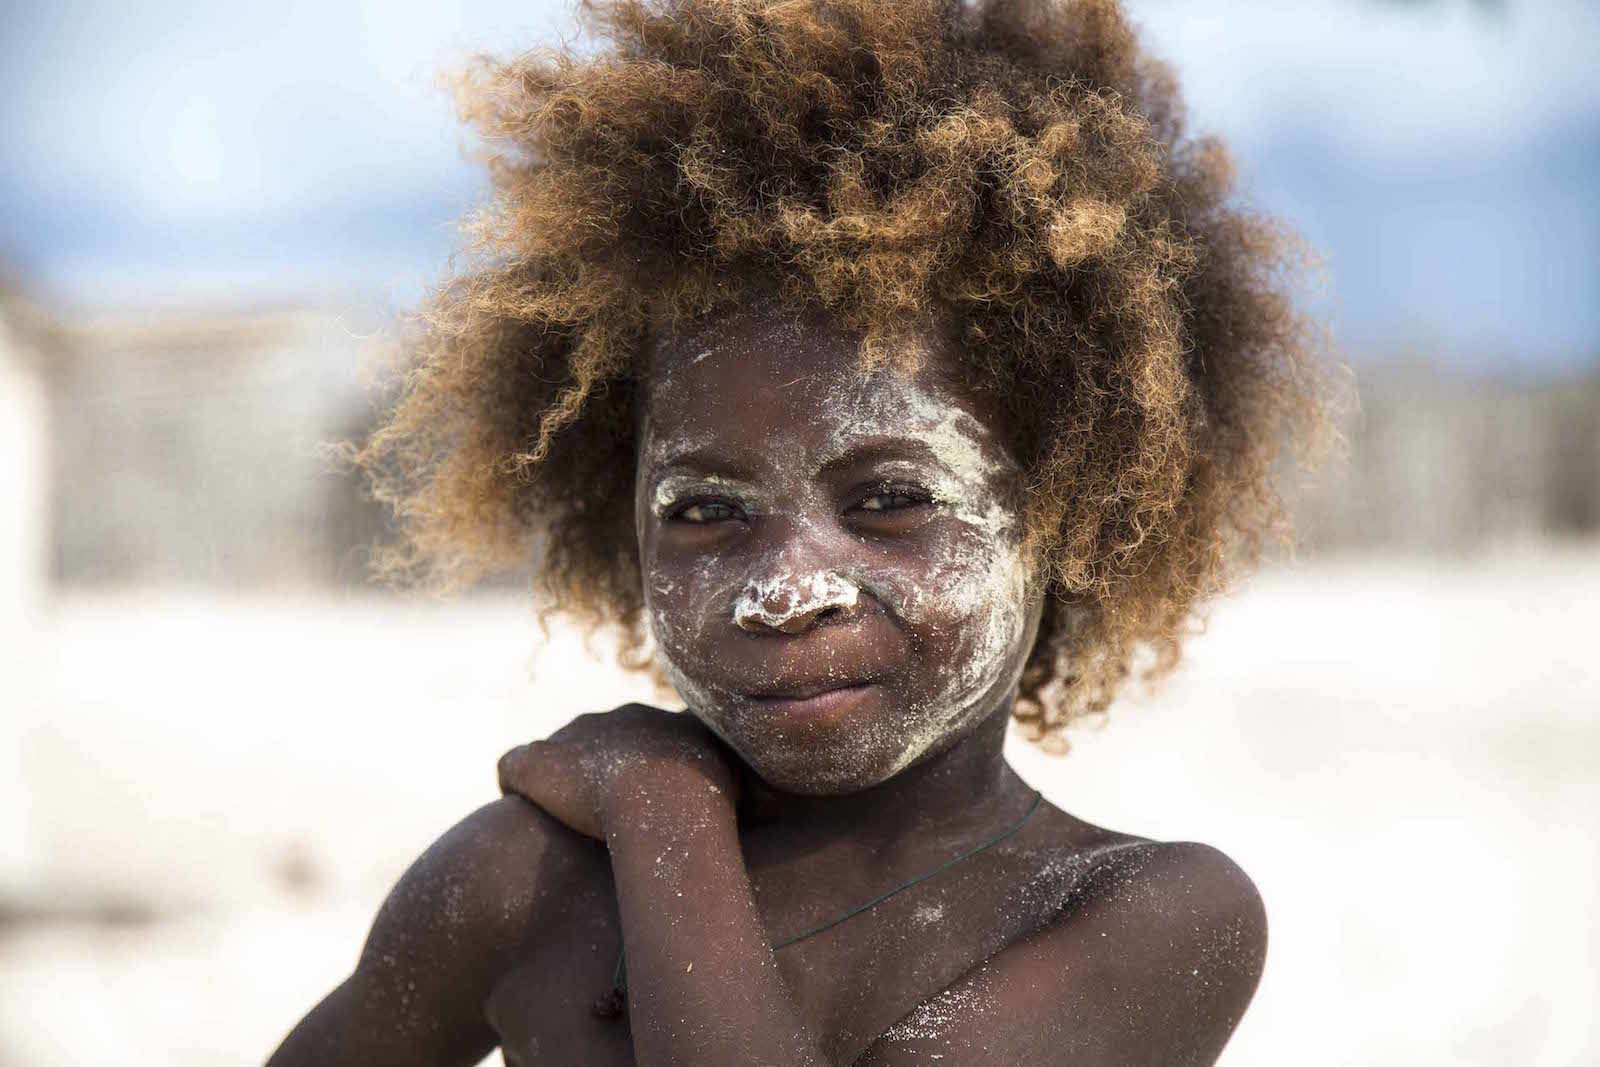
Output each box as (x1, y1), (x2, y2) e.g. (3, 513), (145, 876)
(862, 833), (1267, 1066)
(1027, 826), (1268, 1006)
(1063, 836), (1267, 946)
(1024, 804), (1265, 952)
(363, 795), (606, 982)
(269, 797), (606, 1065)
(1052, 838), (1269, 1059)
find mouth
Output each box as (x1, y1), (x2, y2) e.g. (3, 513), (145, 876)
(745, 680), (880, 718)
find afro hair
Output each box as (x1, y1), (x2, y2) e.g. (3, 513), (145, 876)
(355, 0), (1339, 747)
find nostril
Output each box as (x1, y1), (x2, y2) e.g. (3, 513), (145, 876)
(733, 573), (863, 635)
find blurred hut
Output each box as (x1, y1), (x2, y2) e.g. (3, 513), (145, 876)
(1294, 360), (1600, 555)
(0, 279), (53, 625)
(43, 304), (388, 589)
(0, 276), (57, 888)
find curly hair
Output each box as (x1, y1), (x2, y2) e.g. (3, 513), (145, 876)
(356, 0), (1338, 748)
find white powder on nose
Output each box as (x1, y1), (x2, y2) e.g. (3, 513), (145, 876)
(734, 570), (861, 630)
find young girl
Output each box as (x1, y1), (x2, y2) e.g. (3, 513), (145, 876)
(270, 0), (1332, 1062)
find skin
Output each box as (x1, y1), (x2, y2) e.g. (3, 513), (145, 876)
(635, 292), (1042, 796)
(267, 298), (1268, 1067)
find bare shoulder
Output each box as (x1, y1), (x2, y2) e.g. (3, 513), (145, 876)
(267, 796), (605, 1066)
(861, 814), (1267, 1067)
(365, 794), (601, 957)
(1028, 802), (1264, 946)
(1047, 823), (1267, 956)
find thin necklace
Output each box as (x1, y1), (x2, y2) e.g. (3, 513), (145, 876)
(593, 789), (1044, 1017)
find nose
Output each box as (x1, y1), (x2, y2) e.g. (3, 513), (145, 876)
(745, 602), (839, 635)
(734, 570), (864, 635)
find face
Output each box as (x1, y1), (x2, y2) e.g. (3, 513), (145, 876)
(635, 294), (1044, 794)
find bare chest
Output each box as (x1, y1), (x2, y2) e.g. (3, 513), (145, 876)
(485, 843), (1084, 1066)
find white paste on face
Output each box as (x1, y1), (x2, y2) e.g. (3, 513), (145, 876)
(651, 473), (773, 517)
(636, 309), (1041, 790)
(734, 570), (862, 631)
(813, 369), (1036, 778)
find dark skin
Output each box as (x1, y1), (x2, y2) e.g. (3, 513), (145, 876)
(268, 299), (1268, 1066)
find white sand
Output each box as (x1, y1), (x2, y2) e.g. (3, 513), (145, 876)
(2, 549), (1596, 1064)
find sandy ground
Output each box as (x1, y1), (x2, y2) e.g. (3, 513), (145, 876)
(2, 550), (1596, 1065)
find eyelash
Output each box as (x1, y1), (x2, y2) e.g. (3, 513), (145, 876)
(667, 498), (744, 524)
(664, 483), (934, 524)
(854, 483), (935, 513)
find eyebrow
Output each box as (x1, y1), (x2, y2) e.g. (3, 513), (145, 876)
(815, 436), (942, 478)
(647, 437), (946, 483)
(647, 447), (760, 481)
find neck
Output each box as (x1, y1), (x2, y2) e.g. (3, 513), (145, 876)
(738, 703), (1025, 846)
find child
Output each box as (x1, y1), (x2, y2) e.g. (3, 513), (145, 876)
(269, 0), (1333, 1063)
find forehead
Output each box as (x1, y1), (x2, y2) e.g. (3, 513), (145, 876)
(640, 297), (996, 465)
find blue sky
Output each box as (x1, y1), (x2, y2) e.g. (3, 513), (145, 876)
(3, 0), (1596, 371)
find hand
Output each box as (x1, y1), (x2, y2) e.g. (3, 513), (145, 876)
(496, 703), (739, 840)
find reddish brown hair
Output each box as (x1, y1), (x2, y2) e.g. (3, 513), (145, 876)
(356, 0), (1338, 746)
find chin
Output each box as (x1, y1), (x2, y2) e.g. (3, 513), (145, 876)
(694, 687), (1005, 797)
(728, 729), (922, 796)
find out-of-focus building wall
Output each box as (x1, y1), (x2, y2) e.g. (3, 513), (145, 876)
(1295, 361), (1600, 554)
(0, 287), (50, 620)
(45, 305), (388, 589)
(0, 286), (53, 888)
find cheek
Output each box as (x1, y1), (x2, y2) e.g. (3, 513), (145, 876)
(643, 508), (1033, 731)
(865, 520), (1032, 704)
(642, 550), (741, 674)
(945, 537), (1033, 696)
(642, 571), (726, 726)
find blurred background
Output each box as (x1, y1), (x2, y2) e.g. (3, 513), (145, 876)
(2, 0), (1596, 1064)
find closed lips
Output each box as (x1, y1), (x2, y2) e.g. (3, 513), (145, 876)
(723, 618), (908, 697)
(747, 680), (877, 701)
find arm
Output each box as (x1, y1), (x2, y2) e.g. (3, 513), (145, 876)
(603, 761), (827, 1067)
(266, 796), (568, 1067)
(856, 841), (1268, 1067)
(495, 704), (828, 1067)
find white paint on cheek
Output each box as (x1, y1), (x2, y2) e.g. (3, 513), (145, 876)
(898, 391), (1013, 535)
(861, 526), (1034, 780)
(934, 529), (1033, 702)
(733, 569), (861, 630)
(640, 567), (724, 724)
(654, 635), (720, 723)
(821, 370), (1037, 775)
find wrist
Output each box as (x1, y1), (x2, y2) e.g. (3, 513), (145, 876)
(600, 758), (737, 837)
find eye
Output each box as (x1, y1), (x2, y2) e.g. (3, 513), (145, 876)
(668, 498), (746, 524)
(851, 484), (935, 515)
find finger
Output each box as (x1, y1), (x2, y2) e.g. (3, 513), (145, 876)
(497, 742), (542, 796)
(497, 742), (601, 839)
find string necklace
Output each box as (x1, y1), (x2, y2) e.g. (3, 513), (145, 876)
(593, 788), (1044, 1017)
